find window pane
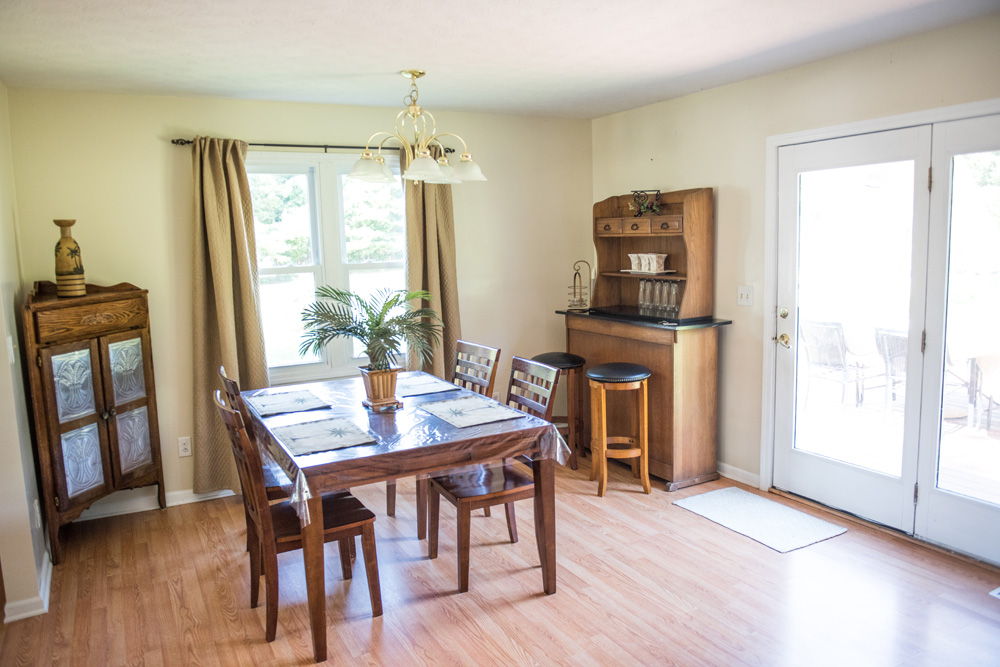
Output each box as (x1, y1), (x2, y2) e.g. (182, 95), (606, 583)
(259, 273), (321, 367)
(249, 173), (314, 269)
(341, 176), (405, 263)
(347, 268), (407, 359)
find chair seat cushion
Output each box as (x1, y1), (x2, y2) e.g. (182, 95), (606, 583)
(270, 491), (374, 541)
(531, 351), (586, 370)
(586, 362), (651, 383)
(431, 463), (534, 500)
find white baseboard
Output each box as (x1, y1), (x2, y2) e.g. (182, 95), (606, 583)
(717, 462), (760, 488)
(77, 487), (235, 522)
(166, 488), (236, 506)
(4, 554), (52, 623)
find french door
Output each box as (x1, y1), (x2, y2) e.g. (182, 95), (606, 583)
(772, 115), (1000, 564)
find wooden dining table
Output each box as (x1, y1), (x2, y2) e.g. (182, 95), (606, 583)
(243, 371), (570, 663)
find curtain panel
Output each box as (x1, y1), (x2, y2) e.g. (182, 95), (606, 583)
(191, 137), (269, 493)
(401, 150), (462, 379)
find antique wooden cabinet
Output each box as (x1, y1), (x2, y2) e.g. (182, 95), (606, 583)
(23, 281), (166, 564)
(562, 188), (730, 491)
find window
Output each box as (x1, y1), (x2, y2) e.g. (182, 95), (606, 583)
(246, 151), (406, 383)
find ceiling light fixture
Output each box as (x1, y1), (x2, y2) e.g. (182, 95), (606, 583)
(349, 70), (486, 185)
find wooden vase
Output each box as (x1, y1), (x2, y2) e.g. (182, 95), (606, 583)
(359, 365), (401, 410)
(53, 219), (86, 298)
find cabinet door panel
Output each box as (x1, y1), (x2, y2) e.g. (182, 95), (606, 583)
(41, 340), (113, 510)
(108, 337), (146, 404)
(115, 406), (153, 474)
(100, 328), (161, 487)
(61, 423), (105, 497)
(52, 348), (98, 423)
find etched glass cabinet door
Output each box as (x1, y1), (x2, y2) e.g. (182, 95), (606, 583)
(40, 339), (114, 512)
(99, 329), (161, 486)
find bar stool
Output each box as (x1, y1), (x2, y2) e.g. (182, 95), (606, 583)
(531, 352), (586, 470)
(586, 362), (652, 496)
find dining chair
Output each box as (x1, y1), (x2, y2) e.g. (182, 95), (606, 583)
(426, 356), (559, 592)
(213, 391), (382, 641)
(385, 340), (502, 535)
(874, 329), (908, 409)
(798, 320), (880, 407)
(219, 366), (291, 501)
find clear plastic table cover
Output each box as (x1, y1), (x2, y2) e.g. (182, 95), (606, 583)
(244, 371), (570, 526)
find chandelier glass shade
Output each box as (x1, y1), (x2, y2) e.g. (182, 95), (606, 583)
(348, 70), (486, 185)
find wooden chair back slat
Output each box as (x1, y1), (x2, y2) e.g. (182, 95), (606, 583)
(506, 356), (560, 421)
(452, 340), (501, 397)
(220, 365), (254, 427)
(213, 390), (274, 545)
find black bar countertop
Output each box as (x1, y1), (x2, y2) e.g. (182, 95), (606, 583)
(557, 306), (732, 331)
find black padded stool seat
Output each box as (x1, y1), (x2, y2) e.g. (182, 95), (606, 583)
(531, 352), (585, 370)
(586, 362), (651, 384)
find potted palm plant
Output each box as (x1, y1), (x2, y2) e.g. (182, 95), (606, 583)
(300, 286), (442, 409)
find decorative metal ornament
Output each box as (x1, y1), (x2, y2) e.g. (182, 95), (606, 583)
(629, 190), (661, 217)
(567, 260), (592, 312)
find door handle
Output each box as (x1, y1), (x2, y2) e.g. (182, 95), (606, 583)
(778, 307), (789, 319)
(777, 333), (791, 348)
(631, 223), (640, 230)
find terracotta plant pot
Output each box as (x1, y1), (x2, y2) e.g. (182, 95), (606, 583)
(359, 365), (401, 410)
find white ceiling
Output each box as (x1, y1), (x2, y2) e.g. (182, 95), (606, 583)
(1, 0), (997, 118)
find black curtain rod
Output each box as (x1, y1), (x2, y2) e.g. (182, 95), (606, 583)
(170, 138), (397, 152)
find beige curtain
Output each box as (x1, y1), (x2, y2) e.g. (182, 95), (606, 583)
(402, 149), (462, 378)
(191, 137), (269, 493)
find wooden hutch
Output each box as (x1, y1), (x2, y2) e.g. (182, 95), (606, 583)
(22, 281), (166, 564)
(561, 188), (729, 491)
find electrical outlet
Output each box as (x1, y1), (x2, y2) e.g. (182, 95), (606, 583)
(178, 436), (192, 457)
(33, 499), (42, 529)
(737, 285), (754, 307)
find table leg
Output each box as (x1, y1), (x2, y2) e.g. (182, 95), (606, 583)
(416, 476), (428, 540)
(302, 493), (327, 662)
(532, 457), (556, 594)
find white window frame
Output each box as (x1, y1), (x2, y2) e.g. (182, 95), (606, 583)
(246, 149), (406, 385)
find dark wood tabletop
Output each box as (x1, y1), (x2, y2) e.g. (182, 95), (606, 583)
(243, 371), (567, 662)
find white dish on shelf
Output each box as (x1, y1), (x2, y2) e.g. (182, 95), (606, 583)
(621, 269), (677, 275)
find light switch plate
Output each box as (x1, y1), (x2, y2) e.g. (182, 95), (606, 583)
(737, 285), (753, 307)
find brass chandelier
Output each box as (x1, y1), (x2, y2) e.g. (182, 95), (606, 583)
(348, 70), (486, 185)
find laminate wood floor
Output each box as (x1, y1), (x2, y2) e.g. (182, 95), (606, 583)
(2, 460), (999, 666)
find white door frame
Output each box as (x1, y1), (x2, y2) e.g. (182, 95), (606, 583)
(760, 97), (1000, 491)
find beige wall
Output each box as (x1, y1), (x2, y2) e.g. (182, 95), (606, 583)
(6, 90), (593, 502)
(592, 16), (1000, 478)
(0, 80), (47, 615)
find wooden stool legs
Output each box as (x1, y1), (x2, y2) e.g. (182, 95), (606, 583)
(588, 377), (651, 496)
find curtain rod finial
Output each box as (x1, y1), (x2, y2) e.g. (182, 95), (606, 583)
(171, 138), (194, 145)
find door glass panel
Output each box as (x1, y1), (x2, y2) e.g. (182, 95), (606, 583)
(938, 149), (1000, 505)
(109, 338), (146, 405)
(52, 349), (96, 423)
(116, 406), (153, 473)
(61, 423), (104, 497)
(794, 161), (914, 476)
